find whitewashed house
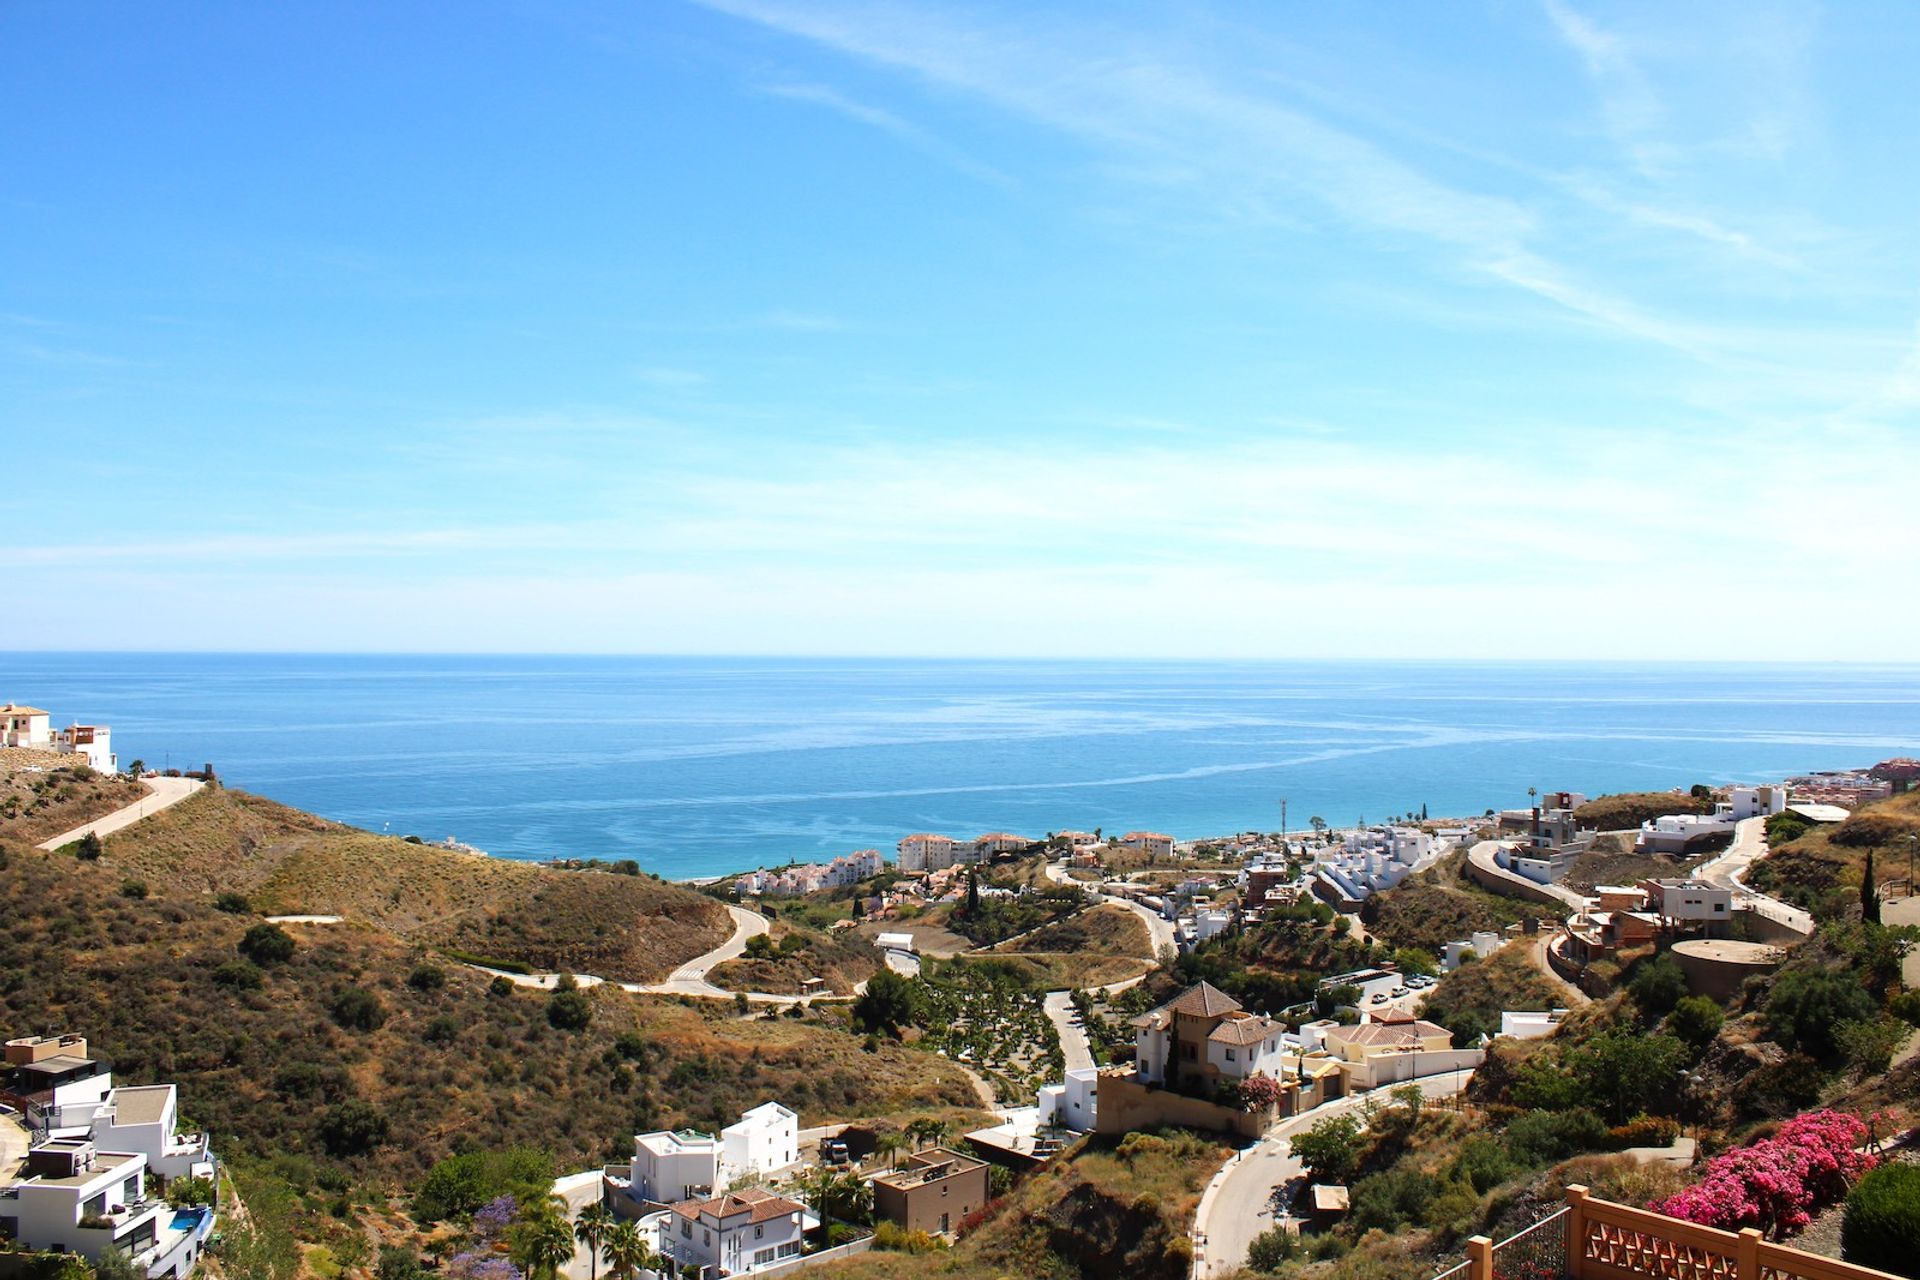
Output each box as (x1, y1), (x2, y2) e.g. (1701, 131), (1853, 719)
(54, 724), (115, 773)
(660, 1188), (808, 1277)
(1, 704), (52, 749)
(0, 1140), (213, 1280)
(88, 1085), (213, 1182)
(4, 1035), (115, 1136)
(1498, 1009), (1567, 1040)
(1038, 1067), (1098, 1133)
(720, 1103), (798, 1184)
(624, 1130), (723, 1205)
(1443, 931), (1506, 970)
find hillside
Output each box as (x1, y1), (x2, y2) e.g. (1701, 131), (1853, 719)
(97, 785), (730, 981)
(817, 1128), (1224, 1280)
(1362, 857), (1528, 957)
(708, 920), (882, 995)
(1749, 792), (1920, 921)
(1573, 790), (1711, 831)
(0, 840), (980, 1184)
(0, 756), (147, 844)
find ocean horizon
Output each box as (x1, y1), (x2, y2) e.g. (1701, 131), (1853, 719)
(5, 652), (1918, 881)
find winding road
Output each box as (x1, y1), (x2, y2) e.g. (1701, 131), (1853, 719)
(1194, 1067), (1477, 1278)
(1695, 817), (1814, 936)
(36, 776), (204, 851)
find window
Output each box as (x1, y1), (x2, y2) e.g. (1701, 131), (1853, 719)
(754, 1248), (775, 1267)
(777, 1242), (801, 1258)
(939, 1213), (950, 1234)
(682, 1222), (692, 1239)
(754, 1225), (763, 1239)
(1224, 1048), (1236, 1061)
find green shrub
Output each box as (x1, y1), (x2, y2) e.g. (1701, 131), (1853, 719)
(1836, 1017), (1910, 1075)
(213, 891), (251, 914)
(330, 986), (387, 1032)
(411, 1148), (557, 1222)
(213, 959), (265, 990)
(1766, 968), (1878, 1055)
(406, 964), (447, 992)
(120, 879), (149, 899)
(1628, 953), (1687, 1015)
(1667, 996), (1724, 1051)
(1890, 989), (1920, 1027)
(239, 923), (296, 965)
(488, 975), (515, 997)
(547, 986), (593, 1031)
(1843, 1163), (1920, 1278)
(1505, 1108), (1609, 1166)
(1247, 1225), (1300, 1272)
(74, 831), (104, 861)
(317, 1099), (389, 1155)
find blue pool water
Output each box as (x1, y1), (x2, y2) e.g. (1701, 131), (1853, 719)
(3, 654), (1916, 880)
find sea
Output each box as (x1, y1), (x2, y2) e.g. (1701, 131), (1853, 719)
(4, 654), (1917, 881)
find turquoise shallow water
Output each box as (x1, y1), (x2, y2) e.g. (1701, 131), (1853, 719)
(4, 654), (1917, 880)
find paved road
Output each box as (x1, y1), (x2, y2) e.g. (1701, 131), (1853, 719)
(1529, 932), (1592, 1008)
(265, 914), (344, 925)
(37, 776), (204, 850)
(1195, 1068), (1475, 1278)
(0, 1109), (28, 1182)
(1695, 817), (1814, 936)
(1043, 991), (1095, 1072)
(1465, 840), (1587, 913)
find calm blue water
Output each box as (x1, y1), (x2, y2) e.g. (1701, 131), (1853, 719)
(3, 654), (1917, 880)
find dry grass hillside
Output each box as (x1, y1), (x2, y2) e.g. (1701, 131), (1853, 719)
(980, 903), (1158, 987)
(1750, 791), (1920, 921)
(0, 839), (979, 1184)
(0, 757), (146, 844)
(817, 1128), (1224, 1280)
(97, 785), (729, 982)
(1362, 855), (1528, 957)
(1573, 790), (1711, 831)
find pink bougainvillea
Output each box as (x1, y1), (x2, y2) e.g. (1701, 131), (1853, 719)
(1651, 1110), (1880, 1239)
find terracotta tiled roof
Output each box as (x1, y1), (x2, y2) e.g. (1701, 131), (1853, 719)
(1, 704), (50, 717)
(1335, 1019), (1450, 1047)
(670, 1187), (803, 1225)
(1161, 981), (1243, 1019)
(1207, 1014), (1279, 1046)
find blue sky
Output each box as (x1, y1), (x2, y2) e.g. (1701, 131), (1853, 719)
(6, 1), (1919, 658)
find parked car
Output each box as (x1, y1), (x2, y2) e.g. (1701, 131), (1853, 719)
(1392, 986), (1409, 998)
(1370, 993), (1389, 1004)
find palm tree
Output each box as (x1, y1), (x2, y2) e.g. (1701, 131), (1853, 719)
(573, 1204), (613, 1280)
(514, 1214), (576, 1280)
(873, 1131), (907, 1169)
(601, 1220), (656, 1280)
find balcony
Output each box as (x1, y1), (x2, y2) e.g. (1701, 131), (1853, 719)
(1442, 1185), (1904, 1280)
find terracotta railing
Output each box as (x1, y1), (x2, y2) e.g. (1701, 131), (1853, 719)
(1456, 1185), (1906, 1280)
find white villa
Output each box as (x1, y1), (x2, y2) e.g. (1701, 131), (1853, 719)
(657, 1188), (809, 1277)
(1131, 982), (1290, 1086)
(1, 1037), (216, 1279)
(0, 704), (116, 772)
(720, 1102), (798, 1185)
(625, 1130), (723, 1205)
(1038, 1067), (1098, 1133)
(1443, 931), (1507, 970)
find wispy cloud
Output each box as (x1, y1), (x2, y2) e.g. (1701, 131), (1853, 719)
(1541, 0), (1673, 175)
(761, 80), (1013, 185)
(691, 0), (1748, 361)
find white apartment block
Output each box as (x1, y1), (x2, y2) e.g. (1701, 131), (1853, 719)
(1119, 831), (1175, 857)
(897, 834), (958, 872)
(720, 1103), (798, 1184)
(972, 832), (1031, 857)
(5, 1036), (115, 1136)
